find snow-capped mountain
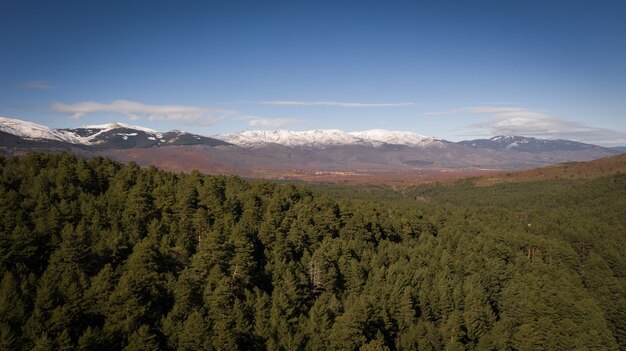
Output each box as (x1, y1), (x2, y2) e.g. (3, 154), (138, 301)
(458, 135), (601, 153)
(1, 117), (617, 153)
(348, 129), (440, 147)
(216, 129), (367, 148)
(1, 117), (620, 176)
(59, 122), (160, 146)
(0, 117), (229, 149)
(61, 123), (230, 148)
(216, 129), (440, 148)
(0, 117), (82, 144)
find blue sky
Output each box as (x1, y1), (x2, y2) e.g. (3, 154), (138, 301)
(1, 0), (625, 145)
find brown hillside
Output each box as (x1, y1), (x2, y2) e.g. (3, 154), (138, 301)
(473, 153), (626, 186)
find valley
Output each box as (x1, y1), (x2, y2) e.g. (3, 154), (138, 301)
(3, 2), (626, 349)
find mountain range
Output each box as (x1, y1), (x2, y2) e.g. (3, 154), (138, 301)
(216, 129), (441, 148)
(1, 117), (622, 183)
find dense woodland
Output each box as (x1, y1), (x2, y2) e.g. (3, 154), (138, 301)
(0, 153), (625, 350)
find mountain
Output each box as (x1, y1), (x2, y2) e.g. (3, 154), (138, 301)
(0, 117), (229, 149)
(458, 135), (606, 153)
(1, 117), (620, 184)
(3, 117), (613, 153)
(217, 129), (372, 148)
(348, 129), (441, 147)
(60, 123), (229, 149)
(610, 146), (626, 153)
(219, 130), (612, 153)
(216, 128), (444, 148)
(0, 117), (82, 144)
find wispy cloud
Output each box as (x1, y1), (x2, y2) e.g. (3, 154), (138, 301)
(262, 100), (416, 108)
(247, 118), (302, 128)
(480, 102), (521, 106)
(425, 105), (626, 146)
(50, 100), (235, 125)
(422, 107), (468, 116)
(19, 80), (54, 90)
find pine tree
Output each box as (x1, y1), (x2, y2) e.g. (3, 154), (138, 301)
(124, 325), (160, 351)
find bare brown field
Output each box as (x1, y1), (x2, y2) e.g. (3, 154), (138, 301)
(106, 146), (504, 186)
(261, 168), (501, 187)
(104, 147), (625, 187)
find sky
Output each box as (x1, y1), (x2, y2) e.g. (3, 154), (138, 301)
(1, 0), (626, 146)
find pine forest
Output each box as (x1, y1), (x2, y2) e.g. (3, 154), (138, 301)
(0, 153), (625, 350)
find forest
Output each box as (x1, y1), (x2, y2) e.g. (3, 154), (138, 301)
(0, 152), (625, 350)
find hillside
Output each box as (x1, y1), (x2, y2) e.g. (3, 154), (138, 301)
(471, 152), (626, 186)
(0, 153), (624, 350)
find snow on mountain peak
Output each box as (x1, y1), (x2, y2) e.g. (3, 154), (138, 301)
(349, 129), (436, 146)
(79, 122), (157, 134)
(217, 129), (366, 147)
(216, 128), (438, 148)
(0, 117), (168, 145)
(0, 117), (81, 143)
(1, 117), (438, 149)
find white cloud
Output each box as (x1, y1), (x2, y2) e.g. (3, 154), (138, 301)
(247, 118), (302, 128)
(480, 102), (521, 106)
(262, 100), (416, 108)
(425, 105), (626, 146)
(50, 100), (235, 125)
(19, 80), (54, 90)
(422, 108), (467, 116)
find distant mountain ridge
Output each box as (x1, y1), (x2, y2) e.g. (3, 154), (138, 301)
(216, 129), (442, 148)
(458, 135), (605, 153)
(2, 117), (620, 152)
(0, 117), (83, 144)
(348, 129), (441, 147)
(1, 117), (622, 181)
(60, 124), (229, 149)
(610, 146), (626, 153)
(0, 117), (229, 149)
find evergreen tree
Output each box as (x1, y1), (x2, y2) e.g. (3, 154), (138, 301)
(1, 154), (625, 350)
